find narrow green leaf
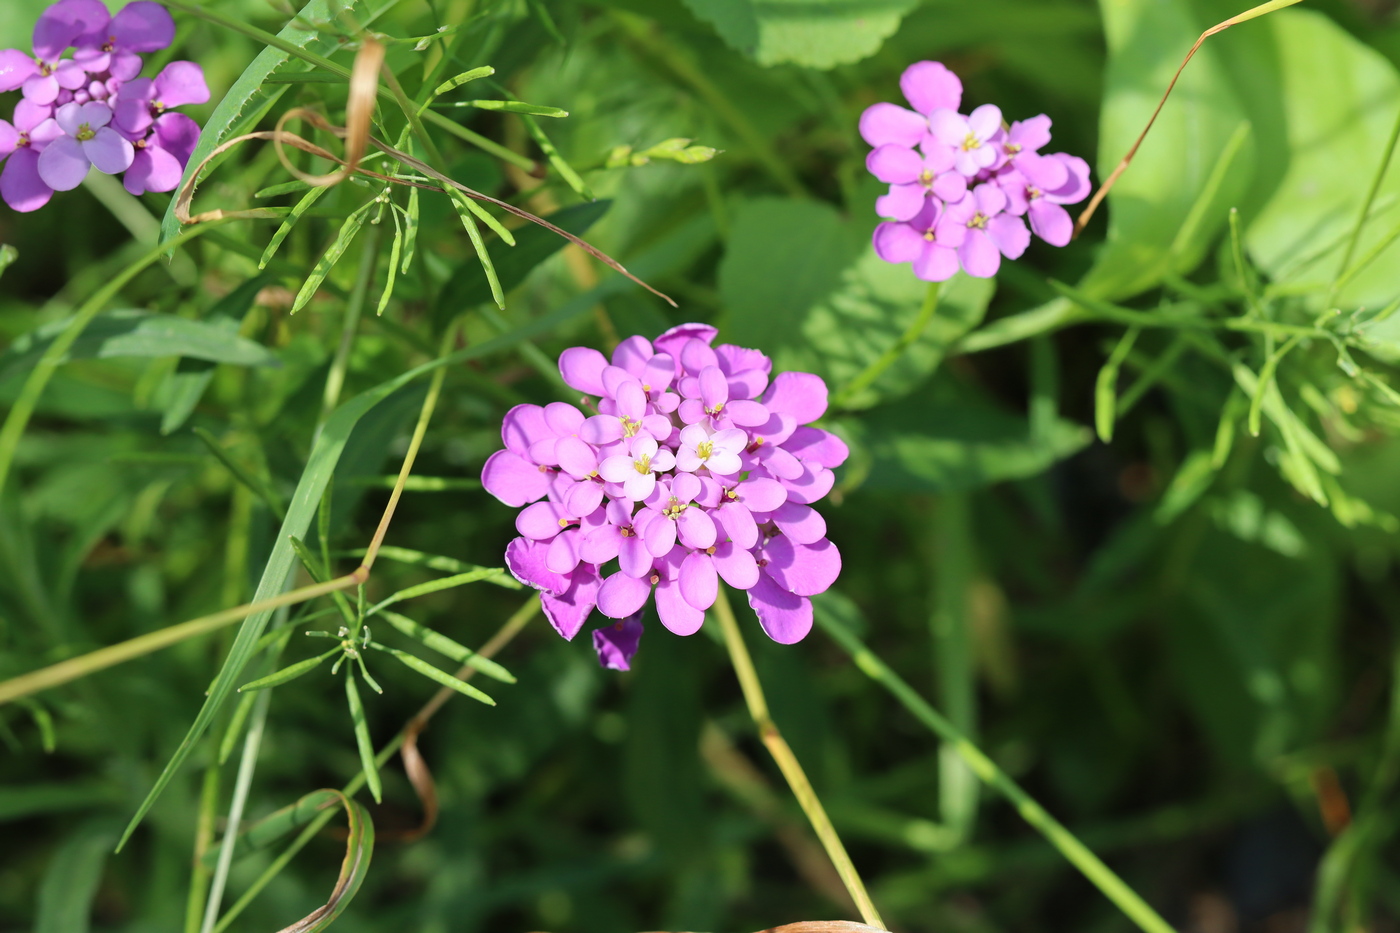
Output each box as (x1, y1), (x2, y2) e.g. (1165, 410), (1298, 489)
(468, 99), (568, 118)
(344, 674), (382, 802)
(346, 544), (508, 575)
(451, 198), (504, 308)
(239, 648), (339, 692)
(255, 179), (313, 198)
(367, 568), (518, 617)
(218, 691), (258, 766)
(289, 535), (328, 582)
(0, 244), (17, 282)
(1094, 327), (1140, 443)
(400, 187), (419, 274)
(383, 647), (495, 705)
(291, 206), (370, 315)
(450, 188), (516, 247)
(378, 610), (515, 683)
(1155, 450), (1218, 524)
(376, 209), (403, 317)
(261, 186), (330, 270)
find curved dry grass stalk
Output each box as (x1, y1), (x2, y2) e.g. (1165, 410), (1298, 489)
(274, 37), (384, 187)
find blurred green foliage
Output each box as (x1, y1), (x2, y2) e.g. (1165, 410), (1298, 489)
(3, 0), (1400, 931)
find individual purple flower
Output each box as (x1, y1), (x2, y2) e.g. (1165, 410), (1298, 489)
(929, 103), (1004, 177)
(123, 111), (200, 195)
(0, 99), (62, 212)
(937, 183), (1029, 278)
(868, 141), (966, 222)
(997, 115), (1067, 189)
(112, 60), (208, 136)
(997, 153), (1091, 248)
(71, 1), (175, 82)
(872, 196), (961, 282)
(0, 0), (107, 105)
(593, 614), (644, 671)
(483, 324), (848, 665)
(37, 100), (133, 191)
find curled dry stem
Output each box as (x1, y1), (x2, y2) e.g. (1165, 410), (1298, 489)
(1073, 0), (1305, 238)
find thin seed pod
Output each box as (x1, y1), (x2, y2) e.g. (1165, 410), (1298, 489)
(239, 648), (340, 692)
(290, 203), (372, 315)
(1094, 327), (1140, 443)
(377, 610), (516, 683)
(344, 673), (382, 802)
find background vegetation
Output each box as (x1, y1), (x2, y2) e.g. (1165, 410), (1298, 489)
(3, 0), (1400, 931)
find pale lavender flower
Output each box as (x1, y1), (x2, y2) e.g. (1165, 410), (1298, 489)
(37, 100), (133, 190)
(938, 183), (1029, 278)
(997, 153), (1091, 248)
(71, 1), (174, 81)
(112, 60), (208, 136)
(929, 103), (1004, 177)
(123, 111), (199, 195)
(0, 99), (62, 211)
(872, 196), (962, 282)
(0, 0), (106, 105)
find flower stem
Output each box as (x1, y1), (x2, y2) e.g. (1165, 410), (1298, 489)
(712, 586), (886, 930)
(816, 608), (1176, 933)
(831, 280), (941, 409)
(1329, 102), (1400, 307)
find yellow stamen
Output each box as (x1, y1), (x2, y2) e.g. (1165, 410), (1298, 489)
(632, 454), (652, 474)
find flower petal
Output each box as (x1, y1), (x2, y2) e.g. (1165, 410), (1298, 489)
(679, 551), (718, 611)
(580, 524), (622, 565)
(772, 501), (827, 544)
(111, 1), (175, 52)
(875, 184), (927, 223)
(593, 615), (644, 670)
(762, 536), (841, 596)
(0, 147), (53, 212)
(541, 564), (602, 641)
(655, 577), (705, 635)
(760, 371), (827, 425)
(858, 102), (926, 149)
(677, 507), (717, 550)
(912, 242), (959, 282)
(900, 61), (962, 116)
(988, 213), (1030, 259)
(481, 449), (551, 507)
(122, 144), (181, 194)
(865, 143), (923, 184)
(928, 108), (969, 148)
(546, 528), (582, 574)
(82, 126), (133, 173)
(1029, 200), (1073, 247)
(713, 502), (758, 550)
(712, 541), (760, 590)
(153, 60), (209, 106)
(958, 228), (1001, 278)
(597, 571), (652, 619)
(746, 574), (813, 644)
(36, 134), (89, 190)
(967, 103), (1003, 140)
(783, 427), (849, 469)
(505, 536), (570, 595)
(873, 219), (925, 263)
(1009, 114), (1052, 152)
(0, 49), (39, 93)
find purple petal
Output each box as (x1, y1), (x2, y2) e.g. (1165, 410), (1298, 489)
(988, 213), (1030, 259)
(738, 477), (788, 512)
(858, 102), (926, 149)
(866, 144), (922, 184)
(652, 323), (718, 360)
(13, 99), (53, 135)
(0, 147), (53, 212)
(517, 500), (570, 540)
(746, 574), (813, 644)
(559, 346), (608, 395)
(0, 121), (17, 156)
(122, 144), (177, 194)
(783, 427), (849, 469)
(114, 98), (152, 136)
(41, 0), (111, 53)
(481, 449), (551, 507)
(874, 219), (925, 262)
(967, 104), (1003, 141)
(679, 551), (718, 611)
(913, 242), (959, 282)
(110, 1), (175, 52)
(712, 541), (760, 589)
(24, 73), (59, 106)
(36, 134), (88, 190)
(611, 334), (653, 374)
(762, 536), (841, 596)
(875, 184), (926, 223)
(54, 101), (85, 136)
(699, 365), (728, 411)
(973, 182), (1007, 217)
(931, 171), (967, 203)
(580, 524), (622, 565)
(901, 60), (963, 116)
(618, 532), (652, 578)
(655, 577), (704, 635)
(555, 436), (597, 478)
(1043, 153), (1091, 205)
(760, 371), (827, 425)
(958, 228), (1001, 278)
(597, 571), (652, 618)
(1019, 150), (1067, 190)
(153, 60), (208, 107)
(1029, 200), (1073, 247)
(779, 462), (835, 505)
(1009, 114), (1051, 152)
(0, 50), (38, 93)
(593, 615), (644, 670)
(676, 508), (716, 550)
(643, 512), (676, 556)
(501, 403), (550, 454)
(713, 502), (758, 550)
(541, 564), (602, 641)
(109, 50), (143, 81)
(725, 399), (770, 426)
(82, 126), (132, 173)
(546, 528), (582, 573)
(505, 536), (570, 595)
(772, 502), (826, 544)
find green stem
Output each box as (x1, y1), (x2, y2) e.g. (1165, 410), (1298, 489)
(833, 281), (941, 409)
(712, 586), (886, 929)
(318, 224), (381, 430)
(1329, 103), (1400, 306)
(931, 494), (977, 840)
(816, 609), (1176, 933)
(0, 218), (232, 498)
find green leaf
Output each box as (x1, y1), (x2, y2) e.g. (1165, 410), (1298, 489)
(239, 648), (340, 692)
(1080, 0), (1254, 300)
(1242, 10), (1400, 312)
(35, 822), (116, 933)
(260, 185), (330, 270)
(0, 310), (277, 382)
(381, 646), (496, 705)
(434, 200), (611, 325)
(345, 673), (382, 803)
(199, 789), (340, 869)
(720, 197), (994, 409)
(366, 568), (520, 617)
(377, 610), (516, 683)
(159, 0), (356, 244)
(682, 0), (918, 68)
(852, 375), (1092, 494)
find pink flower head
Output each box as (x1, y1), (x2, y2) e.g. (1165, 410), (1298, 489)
(36, 100), (133, 191)
(482, 324), (848, 662)
(0, 0), (108, 105)
(929, 103), (1004, 177)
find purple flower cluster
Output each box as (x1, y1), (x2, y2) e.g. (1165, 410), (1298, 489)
(481, 324), (849, 668)
(0, 0), (208, 212)
(861, 60), (1090, 281)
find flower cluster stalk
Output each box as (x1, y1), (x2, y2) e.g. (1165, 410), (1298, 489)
(712, 585), (886, 930)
